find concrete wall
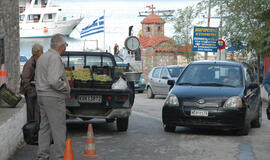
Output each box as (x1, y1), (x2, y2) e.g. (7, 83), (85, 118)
(0, 102), (27, 160)
(141, 49), (177, 81)
(0, 0), (20, 93)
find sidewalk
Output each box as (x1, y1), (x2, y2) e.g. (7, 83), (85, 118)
(0, 99), (26, 160)
(261, 85), (268, 102)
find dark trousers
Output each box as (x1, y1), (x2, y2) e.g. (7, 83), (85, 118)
(25, 94), (40, 122)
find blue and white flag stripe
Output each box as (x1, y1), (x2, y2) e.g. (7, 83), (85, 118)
(80, 16), (104, 38)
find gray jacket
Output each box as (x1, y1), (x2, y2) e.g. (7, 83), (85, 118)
(35, 49), (70, 99)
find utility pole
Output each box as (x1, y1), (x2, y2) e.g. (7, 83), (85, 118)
(218, 1), (223, 60)
(205, 0), (211, 60)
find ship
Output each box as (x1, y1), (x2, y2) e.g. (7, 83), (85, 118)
(19, 0), (83, 38)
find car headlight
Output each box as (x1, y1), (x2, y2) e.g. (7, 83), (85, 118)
(223, 96), (242, 108)
(165, 94), (179, 106)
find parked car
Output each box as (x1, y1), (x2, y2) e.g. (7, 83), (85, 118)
(147, 65), (185, 98)
(116, 62), (146, 93)
(20, 55), (28, 73)
(162, 61), (262, 135)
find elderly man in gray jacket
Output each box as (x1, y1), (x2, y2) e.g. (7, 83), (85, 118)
(35, 33), (70, 160)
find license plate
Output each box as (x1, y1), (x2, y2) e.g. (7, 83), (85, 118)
(135, 84), (139, 87)
(78, 95), (102, 103)
(190, 110), (208, 117)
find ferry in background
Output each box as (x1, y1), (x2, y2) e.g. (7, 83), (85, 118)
(19, 0), (83, 38)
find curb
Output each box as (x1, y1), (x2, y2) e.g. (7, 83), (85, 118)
(0, 100), (26, 160)
(261, 85), (269, 103)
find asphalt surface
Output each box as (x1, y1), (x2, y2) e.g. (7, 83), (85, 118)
(9, 93), (270, 160)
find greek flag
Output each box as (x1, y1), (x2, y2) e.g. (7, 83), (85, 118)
(80, 16), (104, 38)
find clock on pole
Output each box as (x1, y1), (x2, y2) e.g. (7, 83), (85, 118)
(124, 36), (140, 51)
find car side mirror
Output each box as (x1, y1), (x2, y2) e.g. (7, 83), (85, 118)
(167, 80), (175, 86)
(247, 82), (259, 89)
(162, 76), (169, 79)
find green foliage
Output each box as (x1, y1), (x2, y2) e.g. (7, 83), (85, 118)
(198, 0), (270, 57)
(167, 5), (201, 62)
(169, 0), (270, 58)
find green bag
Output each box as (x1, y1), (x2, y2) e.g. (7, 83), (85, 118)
(0, 83), (22, 107)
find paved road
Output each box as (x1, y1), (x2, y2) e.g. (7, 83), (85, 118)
(10, 93), (270, 160)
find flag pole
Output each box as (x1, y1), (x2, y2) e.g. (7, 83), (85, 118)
(103, 9), (105, 51)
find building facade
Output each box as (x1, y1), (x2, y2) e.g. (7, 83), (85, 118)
(0, 0), (20, 92)
(139, 13), (178, 75)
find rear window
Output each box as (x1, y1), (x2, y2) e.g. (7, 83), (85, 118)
(168, 67), (184, 77)
(69, 56), (84, 67)
(177, 64), (243, 87)
(61, 55), (114, 67)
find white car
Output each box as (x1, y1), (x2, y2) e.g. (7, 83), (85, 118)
(20, 56), (28, 73)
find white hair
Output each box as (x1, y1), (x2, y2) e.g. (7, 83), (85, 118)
(50, 33), (66, 49)
(32, 43), (43, 55)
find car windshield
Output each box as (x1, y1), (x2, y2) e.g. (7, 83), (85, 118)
(177, 64), (243, 88)
(168, 66), (184, 78)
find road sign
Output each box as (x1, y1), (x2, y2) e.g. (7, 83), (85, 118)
(192, 26), (218, 52)
(217, 39), (225, 50)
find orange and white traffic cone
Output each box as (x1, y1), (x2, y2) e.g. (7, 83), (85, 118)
(0, 64), (8, 87)
(63, 138), (75, 160)
(82, 124), (98, 159)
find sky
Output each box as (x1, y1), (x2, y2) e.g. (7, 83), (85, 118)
(50, 0), (221, 52)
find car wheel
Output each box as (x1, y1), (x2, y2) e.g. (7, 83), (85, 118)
(117, 117), (129, 132)
(236, 119), (250, 136)
(164, 124), (176, 132)
(251, 101), (262, 128)
(147, 87), (155, 99)
(106, 118), (115, 123)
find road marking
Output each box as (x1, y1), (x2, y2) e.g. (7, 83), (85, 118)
(236, 143), (255, 160)
(132, 111), (161, 122)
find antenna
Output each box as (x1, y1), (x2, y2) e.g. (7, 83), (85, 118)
(138, 5), (174, 17)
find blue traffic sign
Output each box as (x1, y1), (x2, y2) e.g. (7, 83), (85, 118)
(192, 26), (218, 52)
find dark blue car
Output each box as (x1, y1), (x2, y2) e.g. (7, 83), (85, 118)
(162, 61), (262, 135)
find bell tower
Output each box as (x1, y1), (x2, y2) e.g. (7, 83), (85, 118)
(141, 5), (165, 37)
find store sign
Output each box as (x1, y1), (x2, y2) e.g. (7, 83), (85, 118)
(192, 26), (218, 52)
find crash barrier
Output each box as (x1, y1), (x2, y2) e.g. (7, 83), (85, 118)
(82, 123), (98, 159)
(64, 138), (75, 160)
(0, 83), (22, 107)
(0, 64), (7, 86)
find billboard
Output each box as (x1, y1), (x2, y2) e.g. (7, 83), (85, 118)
(192, 26), (218, 52)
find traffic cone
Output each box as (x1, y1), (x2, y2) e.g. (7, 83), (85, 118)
(63, 138), (75, 160)
(0, 64), (7, 87)
(82, 124), (98, 159)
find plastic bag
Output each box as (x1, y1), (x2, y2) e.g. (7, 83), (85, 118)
(112, 77), (128, 89)
(22, 120), (39, 145)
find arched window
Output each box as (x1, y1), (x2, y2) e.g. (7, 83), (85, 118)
(158, 26), (161, 32)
